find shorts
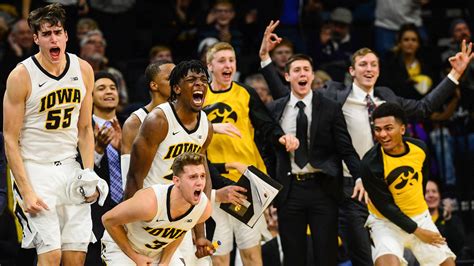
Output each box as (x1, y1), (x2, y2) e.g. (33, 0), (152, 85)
(101, 231), (185, 265)
(12, 157), (95, 254)
(365, 210), (456, 265)
(211, 191), (264, 256)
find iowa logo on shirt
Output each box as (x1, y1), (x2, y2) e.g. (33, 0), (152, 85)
(386, 166), (419, 194)
(204, 102), (237, 123)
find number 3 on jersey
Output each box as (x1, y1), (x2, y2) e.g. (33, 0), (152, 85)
(45, 107), (74, 129)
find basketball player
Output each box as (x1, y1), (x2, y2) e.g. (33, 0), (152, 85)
(362, 103), (455, 265)
(121, 60), (241, 179)
(121, 60), (215, 263)
(3, 3), (99, 265)
(120, 60), (175, 179)
(102, 152), (212, 265)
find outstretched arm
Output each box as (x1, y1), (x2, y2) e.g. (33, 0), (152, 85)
(399, 40), (474, 118)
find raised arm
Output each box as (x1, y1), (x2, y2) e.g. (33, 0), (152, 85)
(259, 20), (290, 99)
(398, 40), (474, 118)
(123, 109), (168, 199)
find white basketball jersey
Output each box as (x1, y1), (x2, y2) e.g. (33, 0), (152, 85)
(20, 53), (86, 162)
(132, 107), (148, 123)
(126, 184), (208, 258)
(144, 102), (209, 187)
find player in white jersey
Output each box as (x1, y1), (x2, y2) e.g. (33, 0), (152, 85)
(102, 152), (213, 265)
(123, 60), (215, 262)
(121, 60), (175, 181)
(3, 3), (100, 265)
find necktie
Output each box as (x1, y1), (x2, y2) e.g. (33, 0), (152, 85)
(295, 101), (309, 168)
(105, 121), (123, 203)
(365, 94), (376, 138)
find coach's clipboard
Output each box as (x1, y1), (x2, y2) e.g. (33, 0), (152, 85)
(219, 166), (282, 228)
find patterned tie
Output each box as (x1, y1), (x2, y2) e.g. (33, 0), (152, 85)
(105, 121), (123, 203)
(295, 101), (309, 168)
(365, 94), (376, 138)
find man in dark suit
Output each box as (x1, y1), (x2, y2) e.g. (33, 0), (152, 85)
(85, 72), (123, 265)
(261, 19), (474, 264)
(267, 54), (364, 266)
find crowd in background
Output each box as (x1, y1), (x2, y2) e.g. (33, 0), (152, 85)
(1, 0), (474, 265)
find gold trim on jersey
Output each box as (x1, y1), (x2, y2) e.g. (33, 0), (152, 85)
(39, 87), (81, 113)
(163, 142), (203, 160)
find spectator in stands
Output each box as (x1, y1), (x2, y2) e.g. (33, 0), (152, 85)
(378, 23), (439, 143)
(89, 0), (135, 62)
(198, 37), (219, 65)
(429, 88), (460, 189)
(379, 23), (438, 101)
(312, 70), (332, 90)
(149, 45), (173, 63)
(309, 8), (355, 82)
(244, 73), (273, 105)
(2, 19), (35, 85)
(426, 180), (466, 256)
(75, 17), (98, 47)
(374, 0), (429, 58)
(80, 29), (128, 112)
(440, 19), (474, 218)
(198, 0), (242, 56)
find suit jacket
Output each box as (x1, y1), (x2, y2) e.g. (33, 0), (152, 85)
(86, 119), (120, 265)
(268, 90), (361, 206)
(322, 78), (457, 119)
(261, 59), (457, 119)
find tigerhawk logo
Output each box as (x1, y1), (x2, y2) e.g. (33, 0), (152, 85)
(203, 102), (237, 123)
(386, 166), (419, 194)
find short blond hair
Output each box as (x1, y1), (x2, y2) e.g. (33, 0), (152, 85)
(350, 48), (379, 68)
(206, 42), (235, 64)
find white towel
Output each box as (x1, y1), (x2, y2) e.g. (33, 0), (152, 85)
(66, 168), (109, 206)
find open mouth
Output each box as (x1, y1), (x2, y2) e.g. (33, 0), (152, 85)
(192, 91), (204, 105)
(222, 71), (232, 79)
(50, 47), (60, 58)
(298, 80), (308, 87)
(194, 190), (202, 198)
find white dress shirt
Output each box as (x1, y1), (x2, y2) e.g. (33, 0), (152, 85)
(341, 83), (385, 177)
(280, 91), (320, 174)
